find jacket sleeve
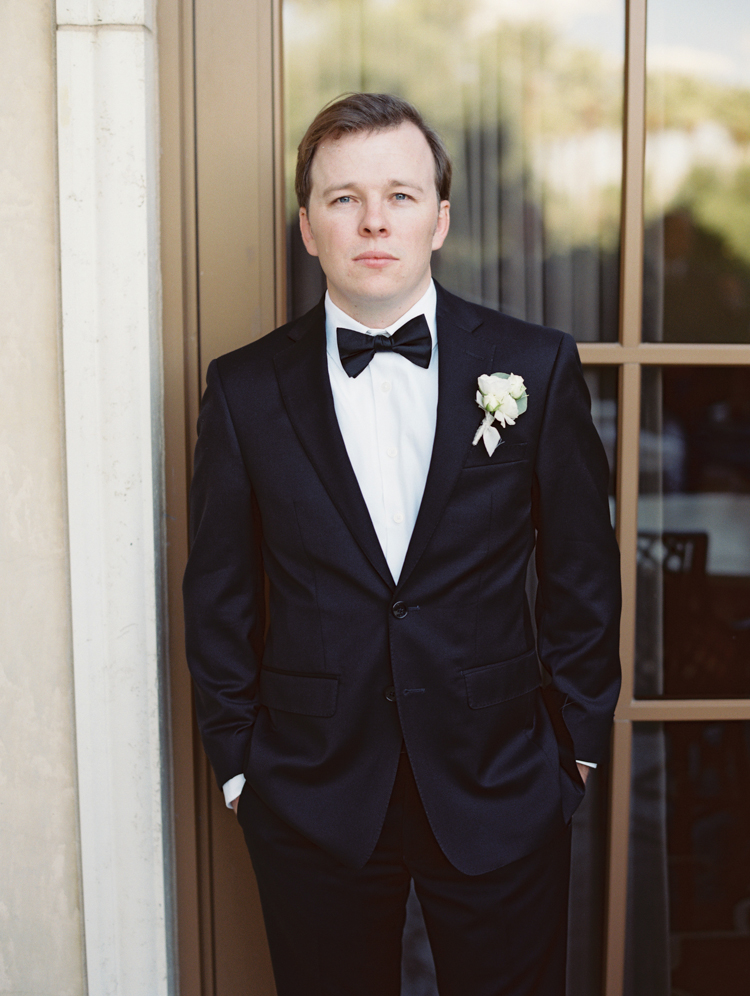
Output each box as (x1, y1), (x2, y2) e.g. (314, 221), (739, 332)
(532, 332), (622, 765)
(182, 359), (265, 788)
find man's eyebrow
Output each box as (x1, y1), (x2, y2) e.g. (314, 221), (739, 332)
(320, 179), (426, 198)
(388, 179), (426, 193)
(321, 182), (356, 198)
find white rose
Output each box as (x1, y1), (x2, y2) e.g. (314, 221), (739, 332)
(483, 391), (501, 414)
(504, 373), (526, 399)
(493, 393), (519, 426)
(477, 375), (514, 414)
(477, 373), (500, 397)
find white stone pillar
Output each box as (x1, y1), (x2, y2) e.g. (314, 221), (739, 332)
(56, 3), (172, 993)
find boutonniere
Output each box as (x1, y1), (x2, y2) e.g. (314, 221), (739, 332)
(472, 373), (528, 456)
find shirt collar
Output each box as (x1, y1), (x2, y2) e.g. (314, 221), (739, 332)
(325, 281), (438, 366)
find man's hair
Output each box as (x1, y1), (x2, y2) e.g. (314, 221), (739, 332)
(295, 92), (452, 209)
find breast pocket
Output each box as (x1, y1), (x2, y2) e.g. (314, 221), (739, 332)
(462, 441), (527, 470)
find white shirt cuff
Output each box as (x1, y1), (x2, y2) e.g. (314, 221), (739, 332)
(222, 773), (246, 809)
(576, 760), (597, 769)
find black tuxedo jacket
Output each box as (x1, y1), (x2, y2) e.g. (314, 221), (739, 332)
(183, 283), (621, 875)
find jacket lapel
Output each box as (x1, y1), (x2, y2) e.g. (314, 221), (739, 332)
(274, 302), (396, 591)
(396, 288), (497, 591)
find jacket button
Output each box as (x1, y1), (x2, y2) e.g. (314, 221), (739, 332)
(384, 686), (397, 702)
(392, 601), (408, 619)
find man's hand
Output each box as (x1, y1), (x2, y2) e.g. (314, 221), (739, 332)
(231, 796), (240, 815)
(576, 763), (590, 786)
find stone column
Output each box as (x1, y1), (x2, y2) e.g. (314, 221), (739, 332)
(57, 2), (172, 992)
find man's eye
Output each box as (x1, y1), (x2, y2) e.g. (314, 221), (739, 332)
(394, 193), (408, 201)
(336, 196), (351, 204)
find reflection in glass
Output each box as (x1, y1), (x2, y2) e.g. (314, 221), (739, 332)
(626, 721), (750, 996)
(643, 0), (750, 343)
(284, 0), (624, 340)
(636, 367), (750, 698)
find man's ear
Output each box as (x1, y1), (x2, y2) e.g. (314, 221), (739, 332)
(299, 207), (319, 257)
(432, 200), (450, 252)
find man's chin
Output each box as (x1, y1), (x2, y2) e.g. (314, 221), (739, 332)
(331, 282), (395, 312)
(333, 274), (430, 322)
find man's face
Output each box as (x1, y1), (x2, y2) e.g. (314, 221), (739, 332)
(299, 122), (450, 326)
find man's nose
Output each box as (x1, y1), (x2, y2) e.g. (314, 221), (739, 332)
(359, 200), (388, 235)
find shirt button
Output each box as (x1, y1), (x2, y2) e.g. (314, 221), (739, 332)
(384, 685), (397, 702)
(393, 511), (404, 524)
(381, 381), (392, 393)
(386, 446), (398, 458)
(392, 601), (408, 619)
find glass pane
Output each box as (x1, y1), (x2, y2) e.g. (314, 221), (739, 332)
(626, 721), (750, 996)
(284, 0), (624, 340)
(636, 367), (750, 698)
(643, 0), (750, 343)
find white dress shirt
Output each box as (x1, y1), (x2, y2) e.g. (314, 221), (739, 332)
(222, 280), (591, 807)
(324, 282), (439, 583)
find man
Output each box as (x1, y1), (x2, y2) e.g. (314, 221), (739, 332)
(184, 92), (621, 995)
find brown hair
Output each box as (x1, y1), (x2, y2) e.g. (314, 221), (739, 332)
(295, 92), (452, 209)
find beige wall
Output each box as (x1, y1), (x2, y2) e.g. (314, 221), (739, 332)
(0, 2), (85, 992)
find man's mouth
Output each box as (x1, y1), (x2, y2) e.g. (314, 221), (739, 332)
(353, 251), (398, 268)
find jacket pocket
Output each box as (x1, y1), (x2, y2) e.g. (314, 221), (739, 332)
(462, 441), (527, 469)
(259, 666), (339, 717)
(462, 649), (541, 709)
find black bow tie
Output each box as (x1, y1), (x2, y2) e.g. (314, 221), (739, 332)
(337, 314), (432, 378)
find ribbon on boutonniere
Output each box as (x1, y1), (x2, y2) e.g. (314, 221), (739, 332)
(472, 373), (528, 456)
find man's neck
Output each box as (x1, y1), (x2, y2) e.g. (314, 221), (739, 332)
(328, 277), (434, 330)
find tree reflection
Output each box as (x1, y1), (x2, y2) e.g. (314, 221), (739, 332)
(644, 207), (750, 343)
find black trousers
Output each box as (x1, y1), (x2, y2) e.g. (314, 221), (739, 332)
(238, 752), (571, 996)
